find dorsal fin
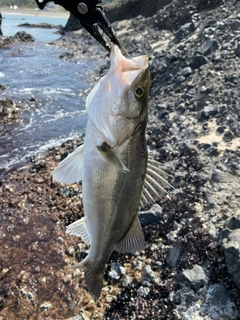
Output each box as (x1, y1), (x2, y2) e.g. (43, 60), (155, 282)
(51, 144), (84, 184)
(66, 217), (91, 245)
(140, 158), (173, 208)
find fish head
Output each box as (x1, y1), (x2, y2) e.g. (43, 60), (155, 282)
(86, 44), (150, 147)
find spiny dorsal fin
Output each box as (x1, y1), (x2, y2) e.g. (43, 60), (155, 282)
(114, 215), (145, 253)
(66, 217), (91, 245)
(140, 158), (173, 208)
(51, 144), (84, 184)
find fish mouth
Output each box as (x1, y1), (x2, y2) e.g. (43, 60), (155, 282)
(110, 44), (149, 86)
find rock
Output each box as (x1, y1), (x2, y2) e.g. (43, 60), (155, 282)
(40, 301), (52, 312)
(225, 214), (240, 230)
(178, 264), (208, 290)
(200, 105), (219, 120)
(166, 246), (184, 268)
(18, 22), (63, 30)
(108, 262), (125, 281)
(13, 31), (35, 43)
(235, 43), (240, 57)
(222, 228), (240, 288)
(181, 67), (192, 77)
(204, 18), (217, 28)
(199, 39), (219, 56)
(122, 275), (132, 287)
(174, 22), (195, 42)
(190, 55), (208, 69)
(200, 284), (236, 319)
(141, 265), (155, 283)
(139, 204), (162, 226)
(223, 130), (234, 142)
(137, 286), (150, 297)
(108, 270), (120, 281)
(211, 169), (224, 183)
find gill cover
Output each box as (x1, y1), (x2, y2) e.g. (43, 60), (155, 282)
(86, 44), (150, 147)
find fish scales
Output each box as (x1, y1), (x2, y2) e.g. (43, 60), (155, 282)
(52, 45), (169, 300)
(83, 120), (147, 257)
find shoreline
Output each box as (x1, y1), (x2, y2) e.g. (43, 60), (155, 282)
(0, 6), (69, 18)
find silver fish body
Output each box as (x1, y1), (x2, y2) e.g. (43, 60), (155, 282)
(52, 45), (168, 300)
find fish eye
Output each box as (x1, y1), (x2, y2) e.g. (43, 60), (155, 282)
(134, 84), (145, 98)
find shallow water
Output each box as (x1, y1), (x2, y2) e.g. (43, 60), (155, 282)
(1, 13), (68, 42)
(0, 43), (100, 175)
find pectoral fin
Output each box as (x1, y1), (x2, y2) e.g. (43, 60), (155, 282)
(97, 142), (129, 173)
(114, 215), (145, 253)
(51, 144), (84, 184)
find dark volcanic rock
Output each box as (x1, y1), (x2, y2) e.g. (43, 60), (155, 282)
(18, 22), (62, 30)
(0, 31), (35, 47)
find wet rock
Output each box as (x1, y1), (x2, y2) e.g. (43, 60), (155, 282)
(139, 204), (162, 226)
(40, 301), (52, 312)
(19, 22), (63, 30)
(178, 264), (208, 290)
(141, 265), (155, 283)
(0, 31), (35, 48)
(137, 286), (150, 297)
(108, 262), (125, 281)
(200, 284), (237, 319)
(166, 246), (184, 268)
(14, 31), (35, 42)
(108, 269), (120, 281)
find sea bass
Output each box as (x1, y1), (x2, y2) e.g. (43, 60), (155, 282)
(52, 45), (168, 300)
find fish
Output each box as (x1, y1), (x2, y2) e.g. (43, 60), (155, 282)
(51, 44), (170, 300)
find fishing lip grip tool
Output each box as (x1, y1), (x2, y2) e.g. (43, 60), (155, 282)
(35, 0), (127, 54)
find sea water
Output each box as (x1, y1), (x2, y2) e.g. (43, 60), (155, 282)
(1, 12), (67, 42)
(0, 13), (102, 175)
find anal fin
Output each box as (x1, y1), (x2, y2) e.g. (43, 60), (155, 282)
(66, 217), (91, 245)
(114, 216), (145, 253)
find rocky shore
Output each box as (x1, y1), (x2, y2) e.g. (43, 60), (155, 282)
(0, 0), (240, 319)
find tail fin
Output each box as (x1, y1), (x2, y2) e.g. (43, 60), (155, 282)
(71, 258), (104, 300)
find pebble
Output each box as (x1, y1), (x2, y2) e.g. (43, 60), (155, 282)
(137, 286), (150, 297)
(178, 265), (208, 290)
(166, 246), (184, 268)
(139, 204), (162, 226)
(190, 55), (208, 69)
